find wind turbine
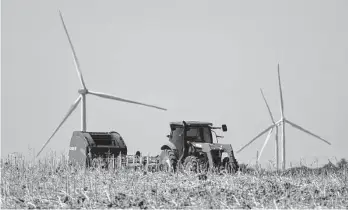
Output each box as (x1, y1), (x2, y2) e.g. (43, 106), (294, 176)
(257, 88), (280, 170)
(36, 11), (167, 157)
(237, 64), (331, 170)
(236, 88), (281, 170)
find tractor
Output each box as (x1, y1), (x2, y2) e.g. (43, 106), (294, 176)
(158, 121), (239, 173)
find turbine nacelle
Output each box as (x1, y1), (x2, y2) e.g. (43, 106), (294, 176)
(77, 89), (88, 95)
(78, 88), (89, 95)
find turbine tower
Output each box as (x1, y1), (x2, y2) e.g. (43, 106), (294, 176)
(36, 11), (167, 157)
(237, 64), (331, 170)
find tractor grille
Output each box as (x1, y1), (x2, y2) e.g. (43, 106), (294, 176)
(211, 150), (222, 164)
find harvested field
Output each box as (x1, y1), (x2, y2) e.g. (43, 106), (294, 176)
(1, 154), (347, 209)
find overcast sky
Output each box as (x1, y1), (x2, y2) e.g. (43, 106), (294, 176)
(2, 0), (347, 168)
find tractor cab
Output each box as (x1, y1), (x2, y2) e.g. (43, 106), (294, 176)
(167, 121), (227, 147)
(181, 125), (213, 143)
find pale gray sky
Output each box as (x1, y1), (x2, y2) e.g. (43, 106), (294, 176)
(2, 0), (347, 167)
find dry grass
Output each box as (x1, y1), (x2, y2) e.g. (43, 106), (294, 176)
(1, 153), (347, 209)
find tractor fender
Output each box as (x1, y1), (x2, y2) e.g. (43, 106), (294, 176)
(160, 142), (177, 151)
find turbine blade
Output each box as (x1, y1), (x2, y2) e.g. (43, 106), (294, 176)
(36, 96), (81, 157)
(285, 119), (331, 145)
(59, 11), (87, 90)
(258, 127), (274, 161)
(260, 88), (275, 124)
(277, 64), (285, 116)
(88, 90), (167, 111)
(237, 124), (275, 153)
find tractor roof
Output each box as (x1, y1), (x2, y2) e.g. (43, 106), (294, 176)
(170, 121), (213, 127)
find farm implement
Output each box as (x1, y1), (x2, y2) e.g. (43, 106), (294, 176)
(68, 131), (158, 170)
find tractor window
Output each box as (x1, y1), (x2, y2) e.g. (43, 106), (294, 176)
(186, 127), (212, 143)
(172, 127), (184, 142)
(186, 128), (200, 138)
(202, 127), (213, 143)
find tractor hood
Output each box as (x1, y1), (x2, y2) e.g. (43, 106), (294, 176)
(191, 142), (233, 152)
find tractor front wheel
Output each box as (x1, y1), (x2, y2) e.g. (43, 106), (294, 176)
(159, 149), (177, 172)
(222, 152), (239, 173)
(184, 156), (199, 173)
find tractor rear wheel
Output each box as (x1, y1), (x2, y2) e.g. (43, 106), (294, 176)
(184, 156), (199, 173)
(159, 149), (177, 172)
(222, 151), (239, 173)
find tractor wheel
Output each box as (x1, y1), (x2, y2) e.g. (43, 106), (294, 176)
(222, 152), (239, 173)
(159, 149), (177, 172)
(184, 156), (199, 173)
